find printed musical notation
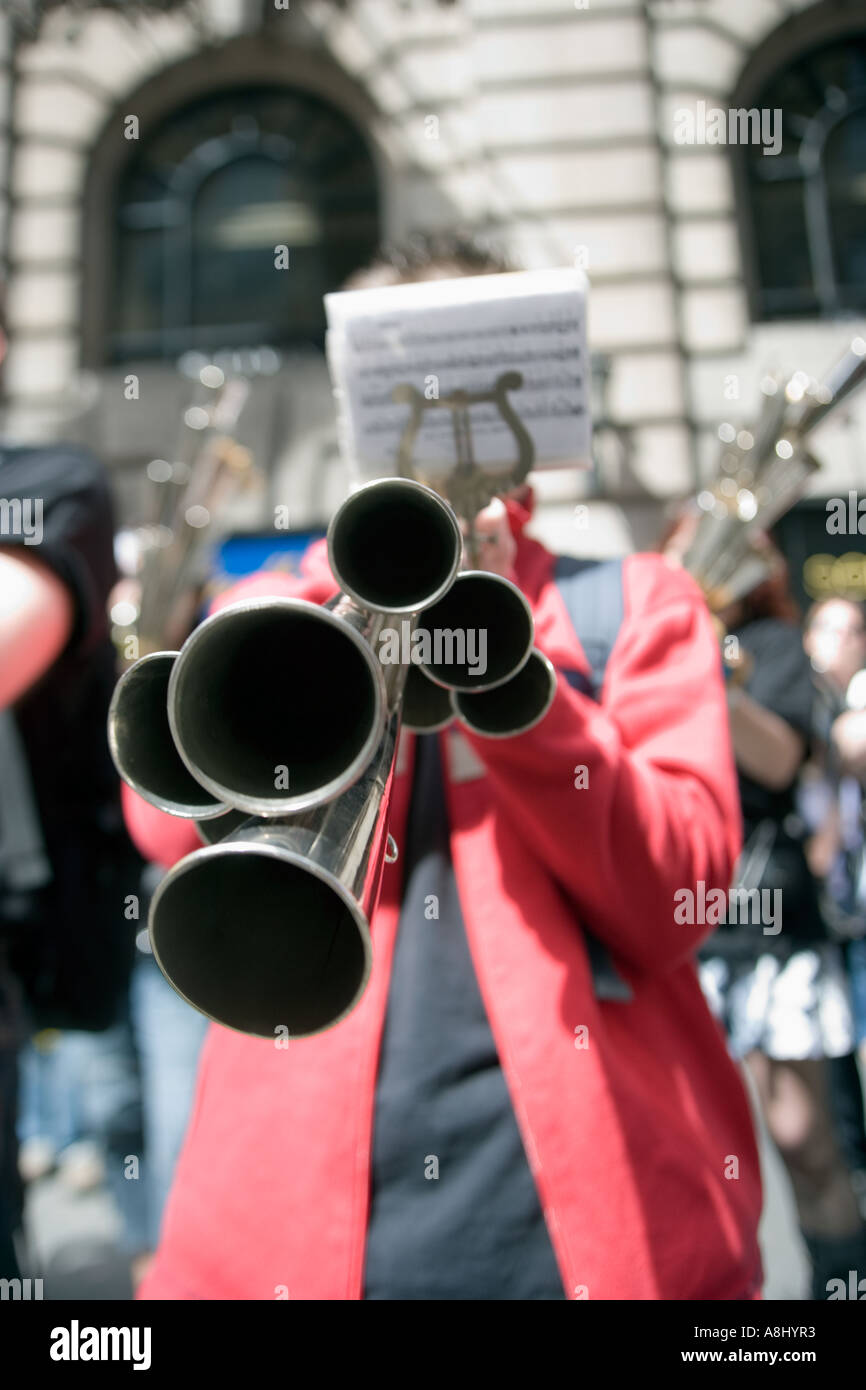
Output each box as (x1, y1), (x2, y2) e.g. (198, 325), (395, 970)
(325, 268), (591, 479)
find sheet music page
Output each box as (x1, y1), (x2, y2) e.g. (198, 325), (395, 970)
(325, 268), (591, 481)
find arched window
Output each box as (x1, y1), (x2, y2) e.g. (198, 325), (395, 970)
(737, 31), (866, 320)
(110, 86), (380, 361)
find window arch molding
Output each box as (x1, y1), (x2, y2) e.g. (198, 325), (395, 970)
(80, 36), (387, 366)
(729, 2), (866, 322)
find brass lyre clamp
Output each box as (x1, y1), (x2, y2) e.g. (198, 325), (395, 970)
(392, 371), (535, 567)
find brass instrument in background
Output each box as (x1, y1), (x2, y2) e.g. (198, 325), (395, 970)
(112, 353), (263, 664)
(109, 476), (557, 1039)
(681, 337), (866, 613)
(678, 337), (866, 682)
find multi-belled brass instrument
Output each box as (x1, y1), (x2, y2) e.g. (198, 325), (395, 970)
(109, 475), (556, 1038)
(680, 337), (866, 617)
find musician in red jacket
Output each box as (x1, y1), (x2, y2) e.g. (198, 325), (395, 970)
(123, 458), (762, 1299)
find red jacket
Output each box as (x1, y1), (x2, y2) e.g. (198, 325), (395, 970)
(131, 520), (762, 1300)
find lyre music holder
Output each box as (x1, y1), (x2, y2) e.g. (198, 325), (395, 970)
(392, 370), (535, 566)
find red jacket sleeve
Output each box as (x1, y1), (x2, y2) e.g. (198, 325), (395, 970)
(121, 781), (202, 869)
(458, 552), (742, 977)
(120, 542), (338, 867)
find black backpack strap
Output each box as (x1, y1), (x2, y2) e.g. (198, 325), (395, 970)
(553, 554), (632, 1002)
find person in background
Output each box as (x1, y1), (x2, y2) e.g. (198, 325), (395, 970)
(663, 528), (866, 1298)
(801, 598), (866, 1197)
(0, 299), (199, 1294)
(0, 403), (132, 1278)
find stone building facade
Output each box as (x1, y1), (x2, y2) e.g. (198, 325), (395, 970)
(0, 0), (864, 583)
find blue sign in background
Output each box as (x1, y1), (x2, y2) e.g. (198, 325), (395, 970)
(212, 528), (327, 581)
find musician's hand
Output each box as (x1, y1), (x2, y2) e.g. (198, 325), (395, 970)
(462, 498), (517, 581)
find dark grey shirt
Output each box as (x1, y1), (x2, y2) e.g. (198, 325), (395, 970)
(363, 735), (565, 1300)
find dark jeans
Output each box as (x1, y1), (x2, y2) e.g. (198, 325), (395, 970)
(54, 952), (207, 1252)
